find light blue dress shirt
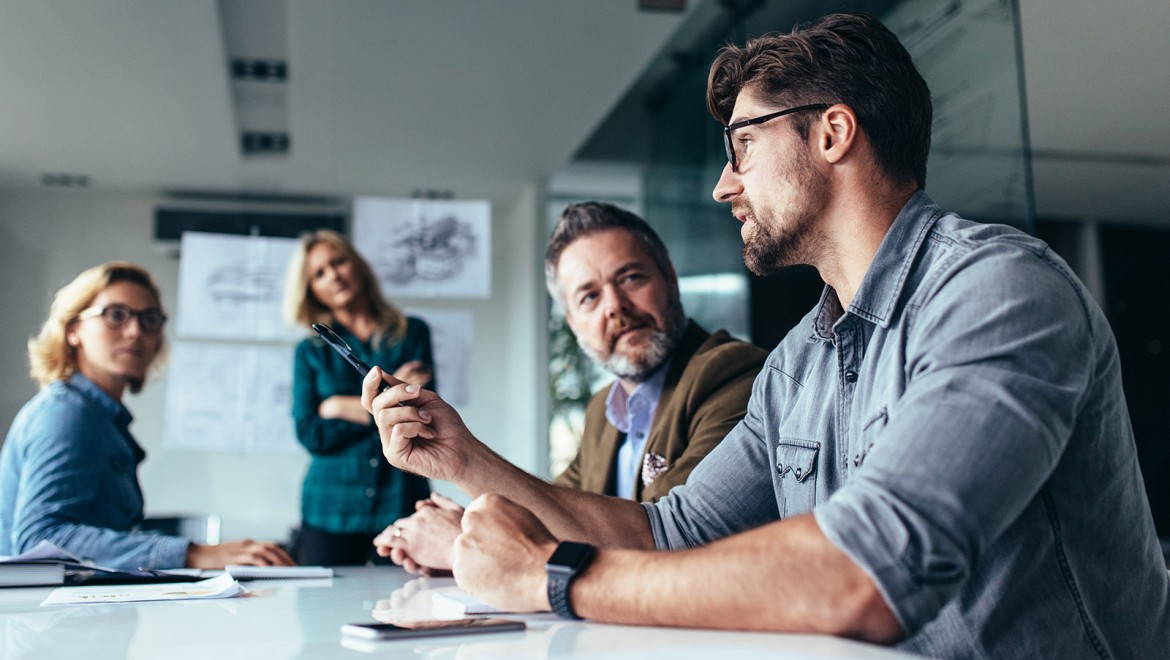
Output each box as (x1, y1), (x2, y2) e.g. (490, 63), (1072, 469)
(605, 358), (671, 500)
(645, 192), (1170, 658)
(0, 373), (189, 570)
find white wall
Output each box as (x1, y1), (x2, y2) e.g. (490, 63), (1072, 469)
(0, 186), (548, 542)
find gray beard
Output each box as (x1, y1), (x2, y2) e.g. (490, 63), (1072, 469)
(579, 303), (687, 384)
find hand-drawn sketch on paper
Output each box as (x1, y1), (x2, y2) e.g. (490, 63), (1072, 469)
(352, 197), (491, 298)
(162, 342), (301, 454)
(176, 232), (302, 341)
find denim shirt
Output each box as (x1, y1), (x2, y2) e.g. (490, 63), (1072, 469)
(0, 373), (189, 569)
(606, 357), (671, 500)
(646, 192), (1170, 658)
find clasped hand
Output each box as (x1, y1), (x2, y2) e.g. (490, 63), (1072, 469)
(374, 492), (464, 575)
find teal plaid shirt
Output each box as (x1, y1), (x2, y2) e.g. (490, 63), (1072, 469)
(292, 317), (433, 534)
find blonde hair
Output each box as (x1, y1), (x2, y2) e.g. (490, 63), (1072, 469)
(28, 262), (168, 394)
(282, 229), (406, 346)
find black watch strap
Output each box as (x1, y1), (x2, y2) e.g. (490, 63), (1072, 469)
(546, 541), (595, 620)
(547, 569), (579, 619)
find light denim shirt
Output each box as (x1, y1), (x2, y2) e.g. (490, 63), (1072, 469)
(0, 373), (189, 569)
(605, 358), (671, 499)
(646, 192), (1170, 658)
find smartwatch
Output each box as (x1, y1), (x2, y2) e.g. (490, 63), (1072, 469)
(545, 541), (596, 620)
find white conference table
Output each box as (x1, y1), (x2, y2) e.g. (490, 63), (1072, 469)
(0, 566), (923, 659)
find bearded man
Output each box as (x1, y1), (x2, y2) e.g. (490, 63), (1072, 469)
(373, 201), (765, 573)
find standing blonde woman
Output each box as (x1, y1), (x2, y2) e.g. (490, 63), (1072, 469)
(0, 262), (294, 570)
(284, 230), (434, 565)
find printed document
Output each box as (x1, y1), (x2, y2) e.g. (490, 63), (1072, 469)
(41, 573), (246, 606)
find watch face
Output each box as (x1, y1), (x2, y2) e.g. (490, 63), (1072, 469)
(546, 542), (595, 571)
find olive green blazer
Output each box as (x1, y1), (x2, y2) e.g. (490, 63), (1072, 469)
(554, 320), (767, 502)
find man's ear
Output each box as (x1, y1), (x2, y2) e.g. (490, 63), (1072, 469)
(819, 104), (858, 164)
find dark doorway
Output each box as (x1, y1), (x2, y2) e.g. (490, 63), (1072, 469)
(749, 264), (824, 352)
(1099, 225), (1170, 537)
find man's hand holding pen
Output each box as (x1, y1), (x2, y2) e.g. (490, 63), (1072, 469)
(361, 365), (481, 485)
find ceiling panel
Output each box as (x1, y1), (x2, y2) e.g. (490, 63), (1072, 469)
(0, 0), (696, 204)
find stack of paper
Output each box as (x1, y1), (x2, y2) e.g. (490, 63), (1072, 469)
(40, 573), (247, 606)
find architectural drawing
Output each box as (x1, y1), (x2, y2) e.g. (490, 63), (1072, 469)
(162, 342), (301, 454)
(352, 197), (491, 298)
(378, 214), (477, 285)
(206, 265), (283, 303)
(176, 232), (302, 341)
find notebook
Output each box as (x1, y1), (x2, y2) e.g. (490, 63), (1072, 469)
(0, 562), (66, 587)
(1, 541), (200, 587)
(224, 565), (333, 580)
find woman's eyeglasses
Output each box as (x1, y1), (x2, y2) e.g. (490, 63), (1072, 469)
(78, 304), (168, 334)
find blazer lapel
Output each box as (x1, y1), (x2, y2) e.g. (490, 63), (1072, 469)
(634, 320), (710, 500)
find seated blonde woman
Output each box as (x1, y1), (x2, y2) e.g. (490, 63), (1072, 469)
(0, 262), (294, 570)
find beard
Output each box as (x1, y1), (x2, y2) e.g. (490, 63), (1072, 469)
(739, 149), (830, 276)
(578, 291), (687, 384)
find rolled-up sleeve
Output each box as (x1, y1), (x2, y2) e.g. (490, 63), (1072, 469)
(814, 245), (1094, 634)
(643, 369), (781, 550)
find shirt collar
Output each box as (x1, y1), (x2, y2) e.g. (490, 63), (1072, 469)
(604, 355), (673, 434)
(812, 190), (944, 338)
(66, 371), (133, 429)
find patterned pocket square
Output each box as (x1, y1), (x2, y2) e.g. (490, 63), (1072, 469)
(642, 452), (669, 487)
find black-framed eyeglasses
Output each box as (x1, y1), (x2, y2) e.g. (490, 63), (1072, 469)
(722, 103), (831, 173)
(78, 304), (168, 334)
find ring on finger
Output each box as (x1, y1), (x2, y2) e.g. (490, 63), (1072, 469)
(392, 526), (403, 539)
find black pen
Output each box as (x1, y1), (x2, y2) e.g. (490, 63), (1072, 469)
(311, 323), (399, 395)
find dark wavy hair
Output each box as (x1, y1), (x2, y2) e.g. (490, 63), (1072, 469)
(707, 12), (932, 189)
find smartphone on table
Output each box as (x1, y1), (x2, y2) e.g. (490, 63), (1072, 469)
(340, 618), (525, 640)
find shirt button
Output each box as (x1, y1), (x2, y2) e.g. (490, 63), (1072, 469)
(369, 458), (380, 468)
(844, 371), (858, 383)
(365, 488), (376, 498)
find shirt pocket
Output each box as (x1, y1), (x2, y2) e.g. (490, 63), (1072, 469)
(775, 439), (820, 518)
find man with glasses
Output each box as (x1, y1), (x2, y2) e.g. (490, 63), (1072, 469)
(362, 12), (1169, 656)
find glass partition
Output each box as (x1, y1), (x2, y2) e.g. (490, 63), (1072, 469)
(548, 0), (1033, 476)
